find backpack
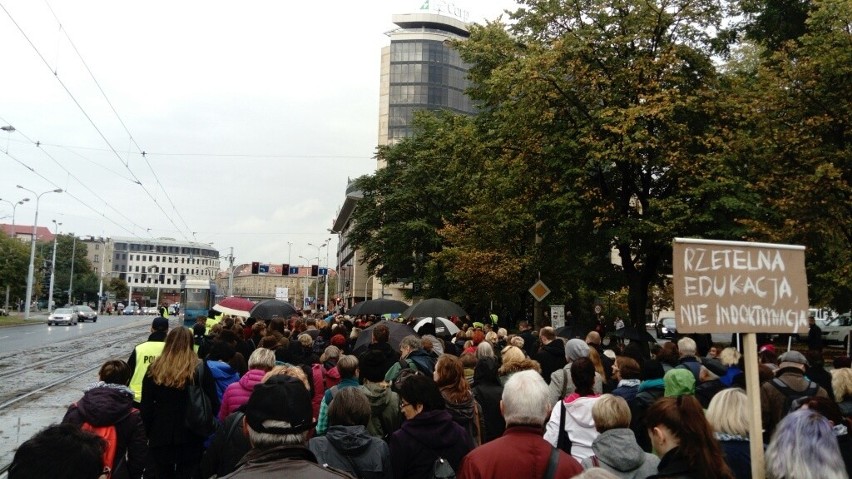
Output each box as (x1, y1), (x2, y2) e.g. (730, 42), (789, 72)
(392, 359), (424, 392)
(771, 377), (820, 415)
(82, 422), (118, 471)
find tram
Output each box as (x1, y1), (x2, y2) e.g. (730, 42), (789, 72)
(180, 278), (217, 328)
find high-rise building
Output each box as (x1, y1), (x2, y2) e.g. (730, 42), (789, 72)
(378, 11), (474, 150)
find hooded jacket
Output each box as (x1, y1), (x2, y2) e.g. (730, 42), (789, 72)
(472, 357), (505, 443)
(580, 428), (659, 479)
(544, 393), (601, 461)
(442, 390), (485, 446)
(221, 445), (352, 479)
(219, 368), (266, 421)
(308, 425), (391, 479)
(359, 382), (402, 438)
(389, 409), (474, 479)
(534, 338), (567, 382)
(548, 339), (604, 404)
(631, 378), (665, 452)
(62, 382), (148, 479)
(206, 359), (240, 405)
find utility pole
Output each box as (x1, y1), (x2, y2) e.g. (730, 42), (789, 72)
(227, 246), (235, 296)
(97, 238), (106, 314)
(48, 221), (61, 312)
(67, 235), (77, 305)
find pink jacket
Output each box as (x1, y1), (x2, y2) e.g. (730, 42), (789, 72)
(218, 369), (266, 421)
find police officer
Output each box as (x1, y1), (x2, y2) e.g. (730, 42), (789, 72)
(157, 302), (170, 319)
(127, 316), (169, 407)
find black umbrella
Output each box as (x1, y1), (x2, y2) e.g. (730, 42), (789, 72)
(555, 325), (575, 339)
(352, 320), (417, 355)
(347, 298), (409, 316)
(401, 298), (467, 319)
(615, 326), (657, 343)
(250, 299), (298, 319)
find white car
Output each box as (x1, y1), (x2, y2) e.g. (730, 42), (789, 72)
(47, 308), (78, 326)
(821, 314), (852, 345)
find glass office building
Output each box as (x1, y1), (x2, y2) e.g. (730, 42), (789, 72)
(378, 12), (474, 147)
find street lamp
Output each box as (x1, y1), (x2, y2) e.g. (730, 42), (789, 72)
(17, 185), (62, 320)
(299, 255), (319, 310)
(308, 241), (329, 312)
(47, 220), (61, 312)
(0, 197), (30, 227)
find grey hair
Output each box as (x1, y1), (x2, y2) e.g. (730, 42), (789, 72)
(320, 345), (341, 363)
(677, 337), (697, 357)
(246, 420), (308, 449)
(400, 335), (422, 351)
(765, 408), (847, 479)
(476, 341), (495, 360)
(502, 370), (551, 426)
(247, 348), (276, 370)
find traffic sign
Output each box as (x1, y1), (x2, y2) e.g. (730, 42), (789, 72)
(529, 280), (551, 302)
(594, 304), (602, 314)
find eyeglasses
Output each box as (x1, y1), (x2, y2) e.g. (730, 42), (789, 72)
(400, 401), (412, 410)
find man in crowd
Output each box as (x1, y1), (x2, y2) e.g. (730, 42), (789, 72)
(222, 375), (351, 478)
(761, 350), (828, 439)
(383, 335), (436, 383)
(518, 320), (537, 357)
(358, 323), (399, 378)
(127, 316), (168, 406)
(458, 370), (583, 478)
(534, 326), (566, 383)
(9, 424), (108, 479)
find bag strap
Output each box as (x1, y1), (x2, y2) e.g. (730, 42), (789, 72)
(542, 446), (560, 479)
(560, 368), (568, 399)
(556, 400), (571, 452)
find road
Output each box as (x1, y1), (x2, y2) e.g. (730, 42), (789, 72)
(0, 314), (154, 353)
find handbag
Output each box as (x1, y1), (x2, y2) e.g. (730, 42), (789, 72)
(185, 360), (217, 436)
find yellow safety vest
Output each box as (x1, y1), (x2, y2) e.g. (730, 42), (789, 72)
(129, 341), (166, 403)
(204, 314), (223, 335)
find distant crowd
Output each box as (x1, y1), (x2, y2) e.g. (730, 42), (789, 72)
(8, 310), (852, 479)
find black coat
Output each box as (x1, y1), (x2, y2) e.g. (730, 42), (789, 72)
(647, 447), (693, 479)
(389, 409), (473, 479)
(534, 339), (567, 383)
(200, 410), (251, 479)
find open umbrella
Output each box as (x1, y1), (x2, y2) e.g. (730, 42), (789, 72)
(615, 326), (657, 343)
(213, 296), (255, 317)
(347, 298), (409, 316)
(352, 320), (417, 355)
(413, 317), (460, 337)
(401, 298), (467, 319)
(555, 325), (575, 339)
(250, 299), (298, 319)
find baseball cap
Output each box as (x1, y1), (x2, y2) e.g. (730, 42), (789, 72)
(151, 316), (169, 331)
(778, 350), (809, 366)
(245, 375), (313, 435)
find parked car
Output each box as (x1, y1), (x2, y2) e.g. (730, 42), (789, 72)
(142, 306), (158, 315)
(48, 308), (78, 326)
(655, 316), (678, 339)
(122, 305), (140, 315)
(72, 305), (98, 323)
(821, 314), (852, 346)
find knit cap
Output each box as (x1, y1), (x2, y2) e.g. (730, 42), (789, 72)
(664, 368), (696, 397)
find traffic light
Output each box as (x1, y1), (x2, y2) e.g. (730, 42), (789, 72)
(251, 262), (259, 274)
(282, 263), (289, 276)
(311, 265), (318, 276)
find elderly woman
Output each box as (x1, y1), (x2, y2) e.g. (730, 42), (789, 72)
(308, 388), (391, 478)
(706, 388), (752, 479)
(498, 345), (542, 385)
(766, 408), (847, 479)
(219, 348), (276, 421)
(389, 375), (473, 479)
(579, 394), (658, 478)
(718, 347), (743, 387)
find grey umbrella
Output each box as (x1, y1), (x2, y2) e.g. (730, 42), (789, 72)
(250, 299), (298, 319)
(352, 320), (417, 355)
(401, 298), (467, 319)
(347, 298), (409, 316)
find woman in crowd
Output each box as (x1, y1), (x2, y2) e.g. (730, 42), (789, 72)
(630, 359), (666, 452)
(434, 354), (484, 446)
(610, 357), (641, 404)
(218, 347), (276, 421)
(389, 374), (473, 479)
(498, 345), (542, 385)
(580, 394), (658, 478)
(460, 353), (477, 384)
(475, 341), (495, 361)
(718, 347), (743, 387)
(62, 359), (148, 479)
(309, 388), (391, 478)
(706, 388), (753, 479)
(545, 357), (602, 461)
(142, 327), (213, 479)
(472, 356), (505, 443)
(796, 396), (852, 476)
(644, 395), (734, 479)
(765, 408), (847, 479)
(359, 349), (402, 439)
(833, 367), (852, 418)
(204, 340), (241, 415)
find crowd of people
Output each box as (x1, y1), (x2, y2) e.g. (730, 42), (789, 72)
(9, 311), (852, 479)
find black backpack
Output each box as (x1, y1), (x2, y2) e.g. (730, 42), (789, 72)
(771, 377), (820, 415)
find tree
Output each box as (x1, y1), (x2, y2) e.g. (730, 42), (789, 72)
(108, 277), (128, 302)
(0, 231), (30, 308)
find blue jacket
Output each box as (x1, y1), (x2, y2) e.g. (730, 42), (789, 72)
(207, 360), (240, 404)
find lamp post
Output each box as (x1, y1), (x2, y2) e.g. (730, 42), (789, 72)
(299, 255), (319, 310)
(308, 241), (328, 312)
(17, 186), (62, 320)
(323, 237), (331, 313)
(365, 274), (375, 301)
(68, 234), (77, 305)
(47, 220), (61, 312)
(97, 238), (106, 314)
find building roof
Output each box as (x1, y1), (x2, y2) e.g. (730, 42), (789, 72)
(1, 224), (55, 242)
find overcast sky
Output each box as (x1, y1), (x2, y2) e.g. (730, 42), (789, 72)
(1, 0), (516, 270)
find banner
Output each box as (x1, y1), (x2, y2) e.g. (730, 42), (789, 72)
(672, 238), (809, 334)
(551, 305), (565, 329)
(275, 287), (289, 301)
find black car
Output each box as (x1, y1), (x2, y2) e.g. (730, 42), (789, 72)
(655, 316), (678, 339)
(72, 305), (98, 322)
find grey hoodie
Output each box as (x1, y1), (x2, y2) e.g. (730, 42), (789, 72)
(359, 382), (402, 439)
(308, 424), (391, 479)
(580, 428), (660, 479)
(548, 339), (603, 404)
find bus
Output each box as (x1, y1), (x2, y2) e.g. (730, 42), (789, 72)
(180, 278), (217, 328)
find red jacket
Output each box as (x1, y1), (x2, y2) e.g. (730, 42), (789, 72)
(458, 425), (583, 479)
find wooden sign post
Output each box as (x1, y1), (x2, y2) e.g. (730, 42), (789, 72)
(673, 238), (809, 479)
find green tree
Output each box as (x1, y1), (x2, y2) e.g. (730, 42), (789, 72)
(50, 235), (98, 305)
(0, 231), (30, 309)
(108, 277), (129, 302)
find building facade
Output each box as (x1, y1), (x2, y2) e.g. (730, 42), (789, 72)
(215, 263), (337, 311)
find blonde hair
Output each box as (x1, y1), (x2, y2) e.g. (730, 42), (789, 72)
(592, 394), (631, 432)
(148, 327), (199, 389)
(263, 365), (310, 390)
(719, 347), (741, 367)
(832, 368), (852, 402)
(509, 336), (525, 349)
(706, 388), (750, 436)
(588, 348), (606, 378)
(501, 345), (526, 365)
(298, 333), (313, 348)
(485, 331), (498, 344)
